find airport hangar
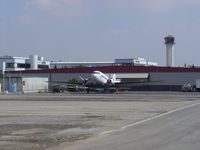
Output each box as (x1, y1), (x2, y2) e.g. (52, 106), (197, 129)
(3, 65), (200, 92)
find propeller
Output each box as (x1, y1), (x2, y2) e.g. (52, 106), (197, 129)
(107, 79), (112, 83)
(80, 76), (88, 84)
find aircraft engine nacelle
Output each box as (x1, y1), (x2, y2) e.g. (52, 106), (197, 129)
(107, 79), (111, 83)
(80, 76), (88, 85)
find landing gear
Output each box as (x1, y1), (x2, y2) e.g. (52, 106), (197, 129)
(108, 88), (116, 93)
(86, 88), (90, 94)
(109, 89), (114, 93)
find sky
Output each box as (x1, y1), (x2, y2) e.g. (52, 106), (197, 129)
(0, 0), (200, 66)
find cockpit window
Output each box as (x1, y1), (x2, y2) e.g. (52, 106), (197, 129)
(93, 71), (101, 74)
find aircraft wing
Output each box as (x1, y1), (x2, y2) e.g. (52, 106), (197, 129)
(115, 80), (162, 87)
(49, 81), (83, 86)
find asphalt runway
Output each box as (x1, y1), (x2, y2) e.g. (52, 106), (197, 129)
(59, 102), (200, 150)
(0, 92), (199, 150)
(0, 91), (199, 102)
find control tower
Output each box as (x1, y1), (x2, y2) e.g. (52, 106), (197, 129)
(164, 35), (175, 67)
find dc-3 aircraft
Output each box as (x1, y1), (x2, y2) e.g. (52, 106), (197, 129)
(79, 71), (121, 93)
(51, 71), (153, 93)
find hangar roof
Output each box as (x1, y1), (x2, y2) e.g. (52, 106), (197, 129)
(115, 73), (149, 79)
(6, 66), (200, 74)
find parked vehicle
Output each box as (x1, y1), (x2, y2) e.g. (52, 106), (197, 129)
(52, 85), (65, 93)
(196, 79), (200, 92)
(181, 84), (192, 92)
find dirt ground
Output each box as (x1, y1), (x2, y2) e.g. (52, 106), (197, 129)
(0, 92), (199, 150)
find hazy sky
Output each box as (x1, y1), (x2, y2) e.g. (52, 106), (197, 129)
(0, 0), (200, 66)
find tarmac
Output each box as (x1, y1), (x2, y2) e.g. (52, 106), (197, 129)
(0, 92), (199, 150)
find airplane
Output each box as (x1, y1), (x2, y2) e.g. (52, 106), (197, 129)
(50, 71), (153, 93)
(79, 71), (121, 93)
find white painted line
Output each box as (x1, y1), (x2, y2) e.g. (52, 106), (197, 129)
(99, 130), (117, 136)
(99, 102), (200, 136)
(121, 101), (200, 130)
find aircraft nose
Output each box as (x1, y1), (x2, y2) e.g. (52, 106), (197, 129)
(91, 74), (98, 80)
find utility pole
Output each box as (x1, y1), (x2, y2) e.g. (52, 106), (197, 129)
(2, 62), (5, 92)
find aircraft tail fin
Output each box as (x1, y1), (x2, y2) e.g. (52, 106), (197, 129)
(112, 74), (121, 83)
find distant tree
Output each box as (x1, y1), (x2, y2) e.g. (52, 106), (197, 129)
(0, 70), (2, 77)
(192, 64), (195, 68)
(73, 64), (85, 68)
(68, 78), (79, 83)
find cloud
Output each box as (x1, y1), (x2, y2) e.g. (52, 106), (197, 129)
(16, 15), (36, 24)
(103, 0), (200, 11)
(0, 21), (4, 25)
(100, 28), (136, 41)
(0, 17), (5, 25)
(24, 0), (200, 18)
(26, 0), (88, 16)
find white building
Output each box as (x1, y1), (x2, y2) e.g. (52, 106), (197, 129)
(115, 58), (158, 66)
(50, 62), (114, 69)
(0, 55), (50, 71)
(50, 58), (158, 69)
(0, 55), (158, 71)
(0, 76), (48, 93)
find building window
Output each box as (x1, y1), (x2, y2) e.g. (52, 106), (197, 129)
(17, 63), (31, 68)
(38, 65), (49, 69)
(6, 63), (15, 68)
